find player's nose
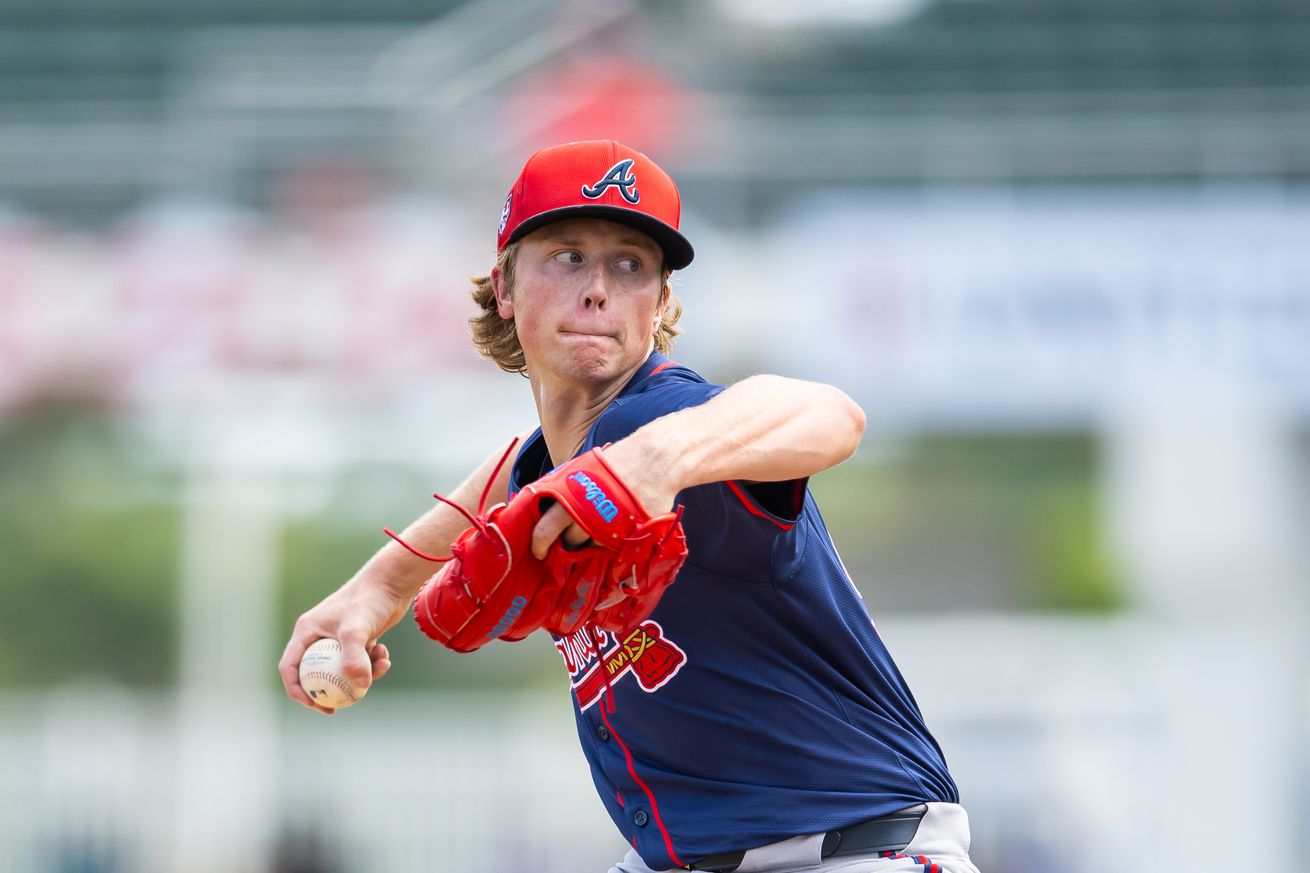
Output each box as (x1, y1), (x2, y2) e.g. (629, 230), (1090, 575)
(579, 263), (609, 310)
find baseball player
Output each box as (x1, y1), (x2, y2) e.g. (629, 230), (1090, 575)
(279, 140), (980, 873)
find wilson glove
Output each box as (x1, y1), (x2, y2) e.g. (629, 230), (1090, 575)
(398, 445), (688, 653)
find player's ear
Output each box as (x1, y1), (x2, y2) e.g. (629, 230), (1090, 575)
(492, 265), (514, 319)
(653, 281), (670, 330)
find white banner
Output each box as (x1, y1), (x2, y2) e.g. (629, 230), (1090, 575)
(759, 188), (1310, 426)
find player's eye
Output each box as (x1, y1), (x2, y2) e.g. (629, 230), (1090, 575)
(553, 250), (583, 264)
(616, 257), (641, 273)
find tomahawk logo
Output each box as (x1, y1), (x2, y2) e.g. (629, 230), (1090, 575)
(556, 621), (688, 711)
(581, 159), (640, 204)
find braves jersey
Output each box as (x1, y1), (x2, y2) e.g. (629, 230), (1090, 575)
(508, 352), (958, 872)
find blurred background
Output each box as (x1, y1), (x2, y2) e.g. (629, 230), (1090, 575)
(1, 0), (1308, 871)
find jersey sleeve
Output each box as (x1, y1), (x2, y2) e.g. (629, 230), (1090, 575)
(588, 377), (808, 581)
(676, 478), (809, 581)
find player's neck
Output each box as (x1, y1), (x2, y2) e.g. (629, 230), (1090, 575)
(530, 359), (644, 464)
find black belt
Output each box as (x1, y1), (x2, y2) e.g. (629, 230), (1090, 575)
(684, 805), (926, 872)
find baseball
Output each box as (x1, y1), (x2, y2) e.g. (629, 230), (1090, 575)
(298, 638), (367, 710)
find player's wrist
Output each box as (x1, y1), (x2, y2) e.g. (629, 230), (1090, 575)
(349, 555), (429, 603)
(616, 417), (701, 496)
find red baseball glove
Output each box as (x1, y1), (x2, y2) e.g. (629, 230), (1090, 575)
(391, 443), (688, 654)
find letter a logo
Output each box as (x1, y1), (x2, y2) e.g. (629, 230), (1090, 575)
(581, 160), (640, 204)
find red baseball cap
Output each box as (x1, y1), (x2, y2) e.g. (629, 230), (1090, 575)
(496, 140), (694, 270)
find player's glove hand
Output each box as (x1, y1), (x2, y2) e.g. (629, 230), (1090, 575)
(399, 445), (688, 653)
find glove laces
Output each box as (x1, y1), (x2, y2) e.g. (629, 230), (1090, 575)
(616, 504), (684, 594)
(383, 436), (520, 563)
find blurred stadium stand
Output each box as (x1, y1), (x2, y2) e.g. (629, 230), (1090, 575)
(1, 3), (1308, 872)
(2, 0), (1310, 224)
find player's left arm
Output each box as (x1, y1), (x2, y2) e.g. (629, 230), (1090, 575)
(531, 374), (865, 557)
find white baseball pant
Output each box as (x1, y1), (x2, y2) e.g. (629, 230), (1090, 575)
(607, 802), (980, 873)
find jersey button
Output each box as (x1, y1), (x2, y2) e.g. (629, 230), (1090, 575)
(596, 724), (610, 742)
(632, 810), (649, 827)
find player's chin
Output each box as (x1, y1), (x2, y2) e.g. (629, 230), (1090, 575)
(560, 345), (622, 380)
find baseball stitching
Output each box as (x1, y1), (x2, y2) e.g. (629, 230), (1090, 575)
(302, 670), (358, 702)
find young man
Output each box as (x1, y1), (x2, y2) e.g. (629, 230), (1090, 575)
(279, 140), (980, 873)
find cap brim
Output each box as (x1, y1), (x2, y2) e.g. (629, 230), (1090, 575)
(507, 205), (694, 270)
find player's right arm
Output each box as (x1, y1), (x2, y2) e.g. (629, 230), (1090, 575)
(278, 432), (531, 713)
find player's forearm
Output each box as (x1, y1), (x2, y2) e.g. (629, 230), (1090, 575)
(350, 433), (530, 600)
(349, 503), (477, 600)
(627, 374), (866, 490)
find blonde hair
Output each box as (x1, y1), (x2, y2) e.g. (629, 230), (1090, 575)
(469, 242), (683, 375)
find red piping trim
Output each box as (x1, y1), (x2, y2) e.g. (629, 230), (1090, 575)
(599, 703), (684, 867)
(724, 480), (795, 531)
(648, 361), (677, 377)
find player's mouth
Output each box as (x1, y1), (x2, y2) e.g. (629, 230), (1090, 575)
(559, 329), (616, 341)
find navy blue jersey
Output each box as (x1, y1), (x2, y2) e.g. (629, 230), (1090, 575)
(508, 352), (958, 871)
